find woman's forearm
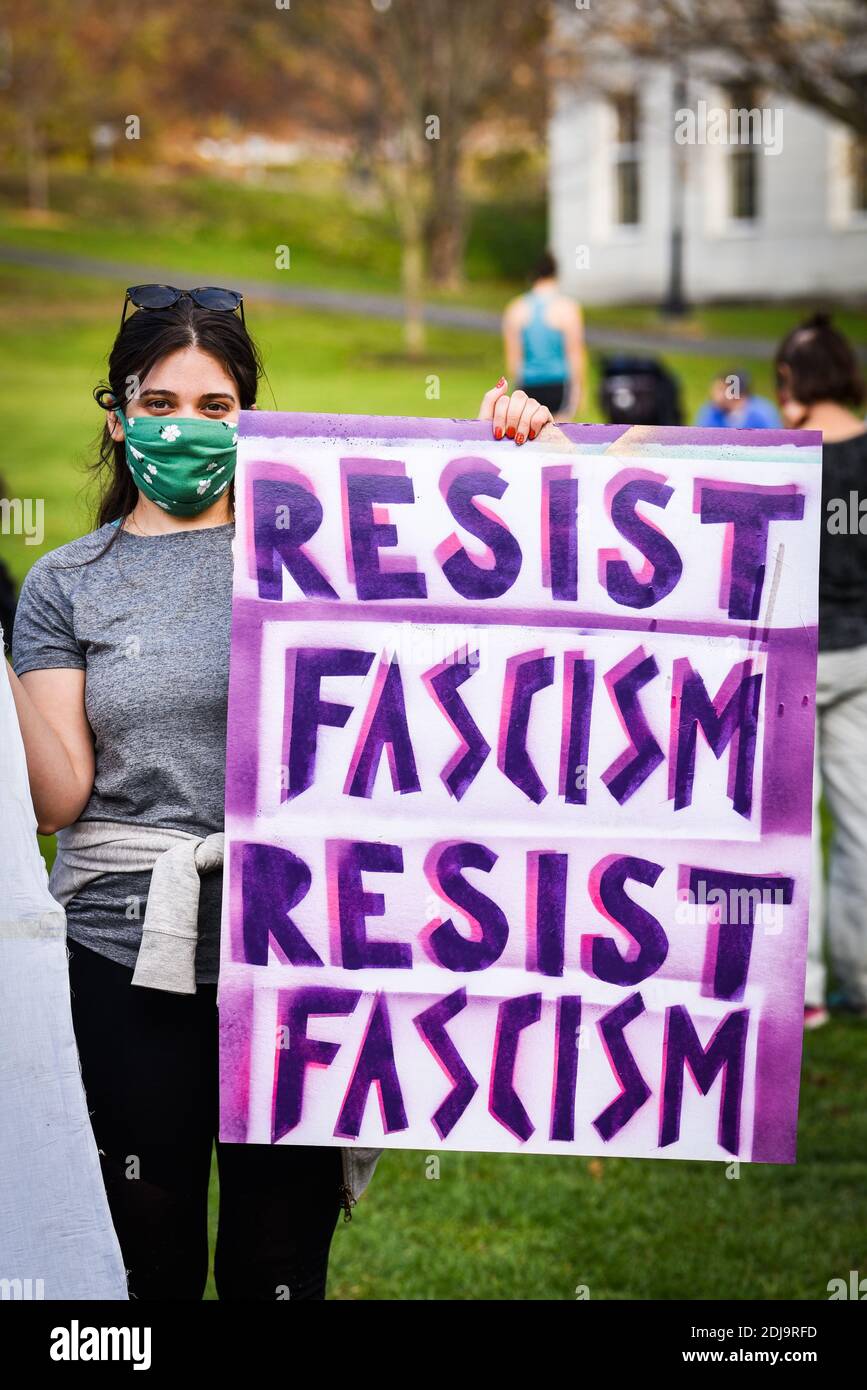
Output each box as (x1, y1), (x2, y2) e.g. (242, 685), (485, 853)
(5, 659), (93, 833)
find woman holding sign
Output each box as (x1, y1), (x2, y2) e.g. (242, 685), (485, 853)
(775, 313), (867, 1029)
(5, 285), (554, 1302)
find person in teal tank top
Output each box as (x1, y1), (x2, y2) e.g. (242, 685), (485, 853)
(502, 252), (585, 422)
(521, 287), (569, 385)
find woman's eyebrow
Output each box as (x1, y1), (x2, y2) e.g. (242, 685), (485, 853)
(199, 392), (237, 402)
(138, 388), (178, 399)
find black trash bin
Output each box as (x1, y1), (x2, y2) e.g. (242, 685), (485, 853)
(599, 354), (684, 427)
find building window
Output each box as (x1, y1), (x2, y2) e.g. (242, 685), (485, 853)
(726, 82), (759, 221)
(853, 139), (867, 214)
(730, 146), (758, 219)
(852, 72), (867, 215)
(611, 92), (641, 225)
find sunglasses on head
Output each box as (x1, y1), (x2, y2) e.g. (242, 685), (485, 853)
(120, 284), (245, 331)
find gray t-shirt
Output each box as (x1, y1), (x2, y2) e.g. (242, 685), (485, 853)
(11, 520), (235, 983)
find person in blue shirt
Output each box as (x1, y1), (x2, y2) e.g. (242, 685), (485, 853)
(502, 252), (585, 423)
(695, 368), (780, 429)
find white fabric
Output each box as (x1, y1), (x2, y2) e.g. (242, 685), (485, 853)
(0, 655), (128, 1299)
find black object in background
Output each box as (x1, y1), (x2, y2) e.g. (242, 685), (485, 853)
(0, 556), (17, 650)
(599, 354), (684, 427)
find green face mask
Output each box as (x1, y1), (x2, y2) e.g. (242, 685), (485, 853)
(115, 407), (238, 516)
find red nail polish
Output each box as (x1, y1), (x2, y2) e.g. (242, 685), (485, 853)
(516, 433), (524, 445)
(494, 427), (503, 440)
(529, 428), (536, 440)
(506, 427), (515, 439)
(496, 376), (506, 388)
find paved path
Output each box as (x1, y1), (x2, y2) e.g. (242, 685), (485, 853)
(0, 243), (793, 360)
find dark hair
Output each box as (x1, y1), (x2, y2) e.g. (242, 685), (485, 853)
(774, 313), (865, 411)
(532, 250), (557, 282)
(91, 298), (263, 531)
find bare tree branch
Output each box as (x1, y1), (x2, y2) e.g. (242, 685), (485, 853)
(552, 0), (867, 135)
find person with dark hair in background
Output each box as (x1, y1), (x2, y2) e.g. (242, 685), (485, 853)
(775, 313), (867, 1028)
(695, 367), (780, 430)
(502, 251), (585, 422)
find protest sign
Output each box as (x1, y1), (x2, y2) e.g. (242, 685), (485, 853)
(219, 415), (821, 1164)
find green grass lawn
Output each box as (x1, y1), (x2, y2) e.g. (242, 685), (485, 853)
(2, 248), (864, 1302)
(0, 261), (783, 586)
(2, 167), (865, 344)
(0, 166), (544, 310)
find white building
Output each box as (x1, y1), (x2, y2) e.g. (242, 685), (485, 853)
(549, 51), (867, 304)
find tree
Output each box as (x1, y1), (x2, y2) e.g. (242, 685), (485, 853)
(0, 0), (553, 345)
(413, 0), (549, 291)
(0, 2), (186, 207)
(0, 0), (81, 210)
(287, 0), (549, 346)
(0, 0), (306, 207)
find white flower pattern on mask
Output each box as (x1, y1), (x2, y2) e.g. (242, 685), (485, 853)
(123, 414), (235, 511)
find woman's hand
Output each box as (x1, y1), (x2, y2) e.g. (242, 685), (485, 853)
(478, 378), (554, 445)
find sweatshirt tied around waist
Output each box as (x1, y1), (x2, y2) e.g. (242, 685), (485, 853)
(49, 820), (224, 995)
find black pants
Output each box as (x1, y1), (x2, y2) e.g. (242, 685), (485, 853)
(517, 379), (568, 415)
(67, 939), (344, 1301)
